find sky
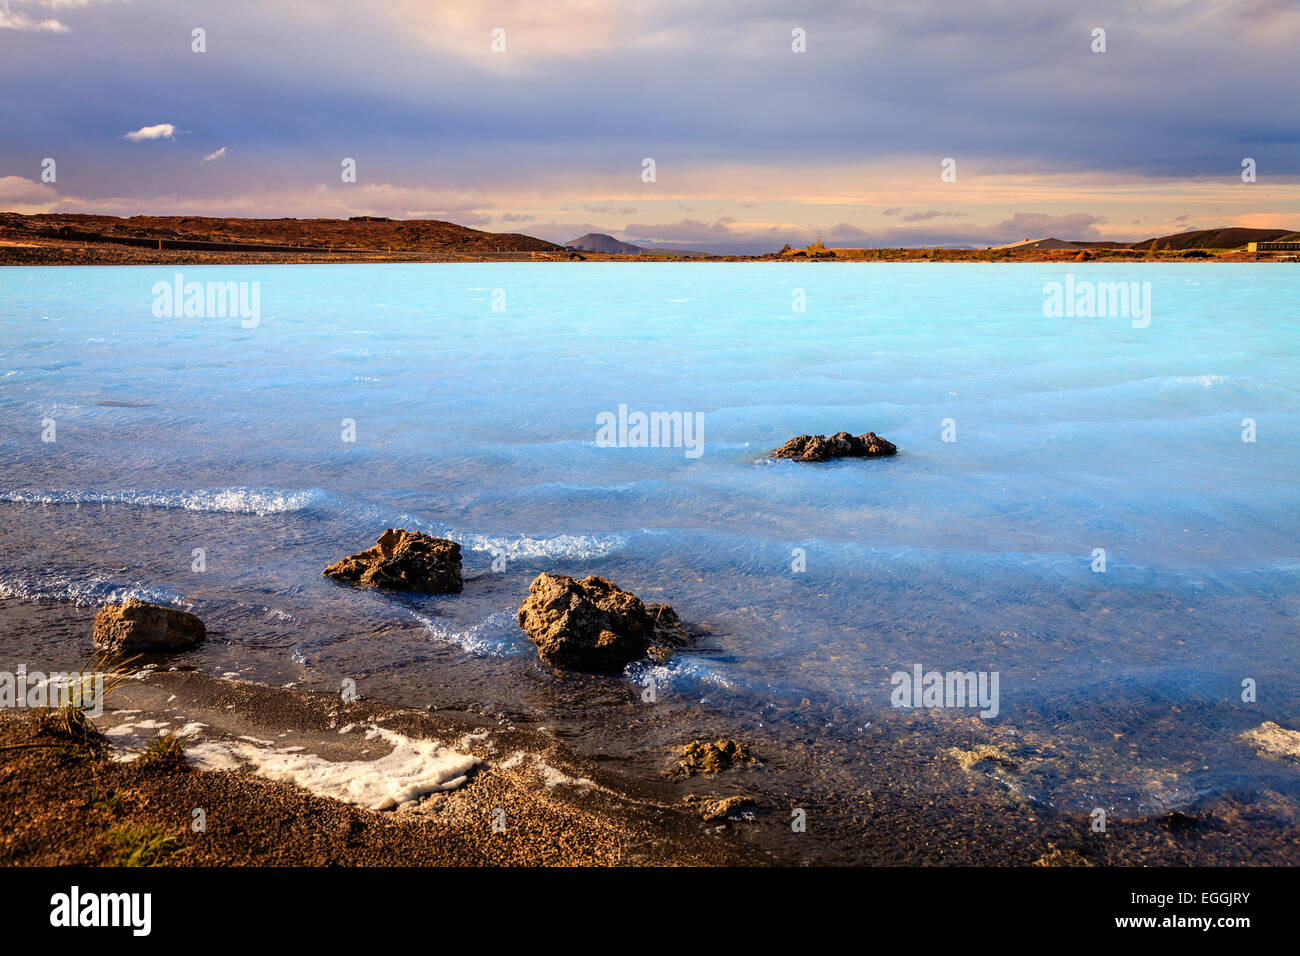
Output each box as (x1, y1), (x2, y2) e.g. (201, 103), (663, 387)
(2, 0), (1297, 253)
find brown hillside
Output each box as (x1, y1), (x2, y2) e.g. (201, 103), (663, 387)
(0, 212), (559, 254)
(1129, 227), (1299, 251)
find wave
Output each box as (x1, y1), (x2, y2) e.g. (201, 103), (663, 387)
(408, 609), (525, 659)
(0, 487), (330, 516)
(0, 572), (185, 609)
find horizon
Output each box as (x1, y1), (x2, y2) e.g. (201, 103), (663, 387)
(3, 1), (1299, 253)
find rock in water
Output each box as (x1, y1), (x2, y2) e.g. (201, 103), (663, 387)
(645, 602), (691, 661)
(770, 431), (897, 462)
(671, 739), (760, 776)
(93, 600), (206, 653)
(516, 573), (691, 671)
(323, 528), (462, 593)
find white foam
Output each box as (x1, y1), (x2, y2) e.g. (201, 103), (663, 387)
(497, 751), (595, 789)
(185, 724), (480, 810)
(0, 487), (327, 516)
(0, 573), (181, 609)
(411, 609), (522, 658)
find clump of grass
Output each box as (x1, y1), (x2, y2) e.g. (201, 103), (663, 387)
(104, 823), (179, 867)
(136, 731), (190, 768)
(27, 649), (136, 757)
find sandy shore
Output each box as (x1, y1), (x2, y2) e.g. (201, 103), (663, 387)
(0, 668), (761, 866)
(1, 591), (1299, 865)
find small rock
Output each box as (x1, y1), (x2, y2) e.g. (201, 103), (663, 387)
(947, 744), (1019, 772)
(1241, 721), (1300, 762)
(516, 573), (690, 671)
(92, 600), (205, 653)
(645, 603), (691, 661)
(324, 528), (462, 593)
(683, 794), (759, 822)
(671, 739), (760, 776)
(770, 431), (897, 462)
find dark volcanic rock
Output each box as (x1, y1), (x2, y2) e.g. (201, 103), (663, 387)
(516, 573), (691, 671)
(770, 431), (897, 462)
(93, 600), (206, 653)
(671, 739), (761, 776)
(683, 794), (759, 822)
(323, 528), (462, 593)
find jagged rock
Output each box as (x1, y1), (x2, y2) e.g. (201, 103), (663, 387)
(671, 739), (760, 776)
(92, 600), (205, 653)
(323, 528), (462, 593)
(516, 573), (690, 671)
(770, 431), (897, 462)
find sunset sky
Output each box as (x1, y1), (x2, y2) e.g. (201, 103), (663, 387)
(2, 0), (1297, 253)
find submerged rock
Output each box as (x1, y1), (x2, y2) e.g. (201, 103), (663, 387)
(93, 600), (205, 653)
(516, 573), (690, 671)
(1241, 721), (1300, 762)
(770, 431), (897, 462)
(323, 529), (462, 594)
(671, 739), (760, 776)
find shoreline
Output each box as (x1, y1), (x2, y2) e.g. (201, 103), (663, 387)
(0, 241), (1285, 267)
(1, 594), (1297, 866)
(0, 667), (763, 866)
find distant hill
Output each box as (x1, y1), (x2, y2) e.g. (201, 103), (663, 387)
(0, 212), (560, 254)
(565, 233), (645, 254)
(1127, 227), (1300, 251)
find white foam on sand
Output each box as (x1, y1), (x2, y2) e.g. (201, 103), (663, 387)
(497, 750), (595, 790)
(184, 725), (481, 810)
(103, 715), (480, 809)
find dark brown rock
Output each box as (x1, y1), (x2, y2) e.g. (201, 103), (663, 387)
(92, 600), (205, 653)
(770, 431), (897, 462)
(671, 739), (761, 776)
(323, 528), (462, 593)
(516, 573), (691, 671)
(683, 794), (759, 822)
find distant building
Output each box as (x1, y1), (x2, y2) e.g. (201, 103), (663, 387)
(1248, 241), (1300, 251)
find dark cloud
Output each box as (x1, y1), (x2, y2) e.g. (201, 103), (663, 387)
(1, 0), (1296, 213)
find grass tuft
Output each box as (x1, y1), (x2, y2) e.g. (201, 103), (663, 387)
(137, 731), (190, 767)
(104, 823), (179, 867)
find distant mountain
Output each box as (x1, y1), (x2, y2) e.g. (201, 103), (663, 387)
(565, 233), (644, 254)
(1127, 227), (1299, 251)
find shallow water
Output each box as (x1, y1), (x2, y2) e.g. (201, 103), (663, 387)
(2, 262), (1298, 853)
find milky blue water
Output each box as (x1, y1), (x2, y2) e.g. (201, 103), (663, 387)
(2, 263), (1298, 825)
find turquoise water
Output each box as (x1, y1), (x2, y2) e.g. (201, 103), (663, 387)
(2, 263), (1297, 823)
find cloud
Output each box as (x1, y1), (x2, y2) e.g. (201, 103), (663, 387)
(2, 0), (124, 33)
(201, 146), (227, 163)
(0, 175), (61, 212)
(898, 209), (965, 223)
(987, 212), (1105, 243)
(0, 10), (69, 32)
(622, 217), (738, 243)
(125, 123), (176, 142)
